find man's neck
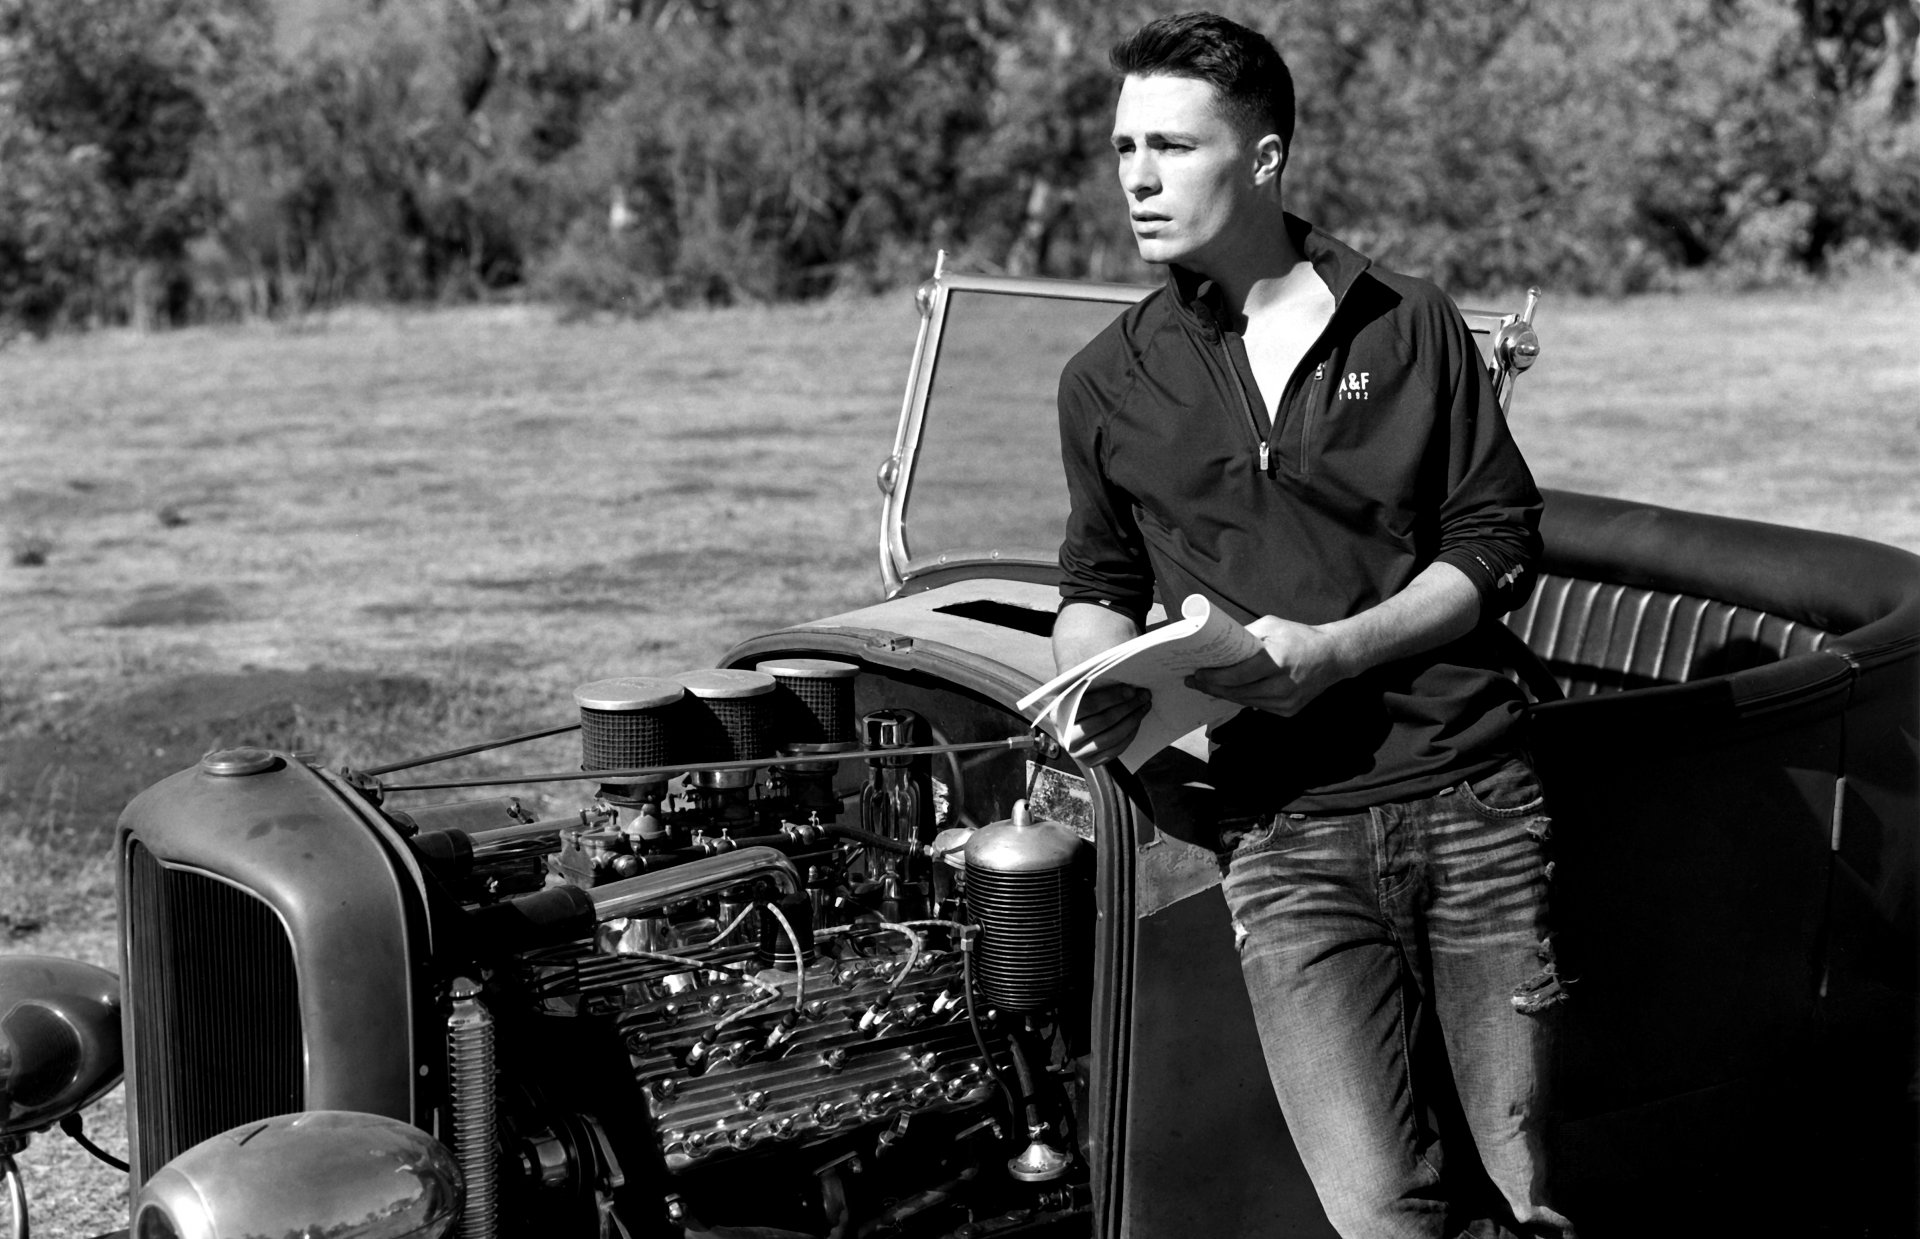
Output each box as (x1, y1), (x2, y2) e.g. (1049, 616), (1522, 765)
(1240, 252), (1326, 326)
(1182, 206), (1308, 326)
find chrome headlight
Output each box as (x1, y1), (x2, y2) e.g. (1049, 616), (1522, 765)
(0, 955), (122, 1138)
(132, 1110), (460, 1239)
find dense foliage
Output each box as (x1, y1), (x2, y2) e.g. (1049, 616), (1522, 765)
(1, 0), (1915, 329)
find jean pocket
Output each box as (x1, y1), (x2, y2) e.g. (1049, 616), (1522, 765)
(1216, 816), (1282, 860)
(1458, 759), (1547, 820)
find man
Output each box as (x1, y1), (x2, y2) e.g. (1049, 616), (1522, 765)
(1052, 12), (1573, 1238)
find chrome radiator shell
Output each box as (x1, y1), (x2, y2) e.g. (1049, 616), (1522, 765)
(115, 753), (424, 1184)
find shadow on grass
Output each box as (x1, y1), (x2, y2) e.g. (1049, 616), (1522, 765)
(0, 666), (578, 936)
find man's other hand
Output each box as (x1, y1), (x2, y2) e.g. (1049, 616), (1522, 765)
(1052, 600), (1148, 764)
(1188, 615), (1348, 717)
(1058, 683), (1151, 766)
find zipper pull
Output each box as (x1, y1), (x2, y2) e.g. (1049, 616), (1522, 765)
(1258, 442), (1270, 471)
(1314, 363), (1325, 381)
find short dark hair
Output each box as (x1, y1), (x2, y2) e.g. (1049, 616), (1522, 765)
(1109, 12), (1295, 160)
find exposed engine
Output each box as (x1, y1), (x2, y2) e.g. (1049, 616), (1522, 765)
(347, 658), (1095, 1238)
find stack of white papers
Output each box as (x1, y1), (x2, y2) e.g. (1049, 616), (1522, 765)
(1018, 594), (1264, 771)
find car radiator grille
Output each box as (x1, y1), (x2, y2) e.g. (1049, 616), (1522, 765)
(126, 840), (303, 1183)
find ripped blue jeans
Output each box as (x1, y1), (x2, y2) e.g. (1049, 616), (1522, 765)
(1217, 757), (1575, 1239)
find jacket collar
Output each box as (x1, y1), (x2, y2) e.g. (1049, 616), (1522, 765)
(1165, 212), (1373, 337)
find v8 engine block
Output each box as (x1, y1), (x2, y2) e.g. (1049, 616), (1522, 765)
(519, 919), (999, 1173)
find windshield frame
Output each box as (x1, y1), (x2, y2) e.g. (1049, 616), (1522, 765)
(877, 262), (1150, 596)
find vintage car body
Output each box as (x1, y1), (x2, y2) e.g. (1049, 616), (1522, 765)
(2, 267), (1914, 1239)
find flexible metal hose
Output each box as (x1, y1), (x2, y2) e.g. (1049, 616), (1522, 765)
(448, 977), (497, 1239)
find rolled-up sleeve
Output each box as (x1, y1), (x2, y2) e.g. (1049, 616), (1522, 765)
(1429, 305), (1543, 619)
(1057, 359), (1155, 628)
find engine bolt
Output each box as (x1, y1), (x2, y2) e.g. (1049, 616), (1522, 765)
(744, 1090), (770, 1111)
(821, 1048), (847, 1071)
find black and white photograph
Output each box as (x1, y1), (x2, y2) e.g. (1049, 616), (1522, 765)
(3, 3), (1916, 1236)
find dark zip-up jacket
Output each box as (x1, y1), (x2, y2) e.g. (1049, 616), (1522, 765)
(1056, 214), (1542, 812)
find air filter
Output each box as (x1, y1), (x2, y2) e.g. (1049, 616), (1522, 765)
(674, 669), (777, 770)
(755, 658), (859, 746)
(574, 678), (684, 779)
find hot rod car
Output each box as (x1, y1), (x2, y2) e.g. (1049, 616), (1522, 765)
(2, 265), (1916, 1239)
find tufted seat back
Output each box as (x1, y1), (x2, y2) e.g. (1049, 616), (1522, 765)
(1504, 574), (1831, 698)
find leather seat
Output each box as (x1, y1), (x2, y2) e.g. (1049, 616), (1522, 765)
(1507, 489), (1919, 703)
(1504, 574), (1830, 698)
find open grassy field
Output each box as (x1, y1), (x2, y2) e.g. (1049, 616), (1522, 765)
(2, 274), (1916, 1234)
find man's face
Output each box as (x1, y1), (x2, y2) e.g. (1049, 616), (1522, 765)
(1110, 73), (1268, 273)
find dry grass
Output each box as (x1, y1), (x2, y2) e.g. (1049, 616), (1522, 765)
(0, 297), (910, 697)
(1, 274), (1916, 1236)
(1511, 276), (1920, 552)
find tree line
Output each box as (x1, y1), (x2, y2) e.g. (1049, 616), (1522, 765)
(1, 0), (1915, 332)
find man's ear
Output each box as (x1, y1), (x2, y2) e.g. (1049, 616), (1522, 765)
(1252, 132), (1286, 185)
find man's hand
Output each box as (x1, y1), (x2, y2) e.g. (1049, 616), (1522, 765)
(1188, 614), (1350, 717)
(1057, 682), (1151, 766)
(1052, 600), (1149, 765)
(1188, 563), (1484, 717)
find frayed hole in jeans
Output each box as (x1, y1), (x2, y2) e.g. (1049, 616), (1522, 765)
(1231, 918), (1250, 954)
(1512, 936), (1568, 1014)
(1511, 970), (1566, 1014)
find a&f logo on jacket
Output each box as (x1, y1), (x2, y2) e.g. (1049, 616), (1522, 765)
(1337, 371), (1371, 400)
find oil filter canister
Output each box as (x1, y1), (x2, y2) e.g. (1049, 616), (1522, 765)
(963, 801), (1090, 1011)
